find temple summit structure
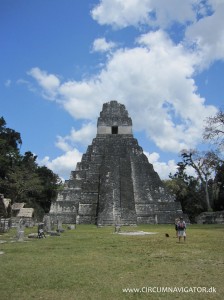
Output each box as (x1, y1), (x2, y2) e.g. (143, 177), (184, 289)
(49, 100), (183, 225)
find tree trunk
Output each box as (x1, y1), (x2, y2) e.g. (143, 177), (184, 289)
(205, 180), (211, 211)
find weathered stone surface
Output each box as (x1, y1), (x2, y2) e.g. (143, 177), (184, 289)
(67, 225), (76, 230)
(28, 233), (38, 238)
(196, 211), (224, 224)
(17, 230), (24, 242)
(49, 100), (184, 225)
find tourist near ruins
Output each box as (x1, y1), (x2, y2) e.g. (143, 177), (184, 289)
(49, 100), (185, 226)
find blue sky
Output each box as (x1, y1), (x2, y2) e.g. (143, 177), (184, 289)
(1, 0), (224, 180)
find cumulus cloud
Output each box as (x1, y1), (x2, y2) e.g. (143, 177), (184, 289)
(39, 149), (82, 180)
(91, 0), (224, 69)
(145, 151), (198, 179)
(28, 29), (217, 153)
(28, 68), (103, 119)
(27, 67), (60, 99)
(185, 1), (224, 68)
(145, 151), (177, 179)
(55, 122), (96, 151)
(92, 37), (116, 52)
(27, 0), (223, 178)
(58, 80), (105, 119)
(38, 123), (96, 179)
(91, 0), (152, 28)
(149, 0), (197, 28)
(91, 0), (199, 29)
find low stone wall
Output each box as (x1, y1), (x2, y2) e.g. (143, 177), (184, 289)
(0, 218), (10, 232)
(196, 211), (224, 224)
(49, 212), (76, 224)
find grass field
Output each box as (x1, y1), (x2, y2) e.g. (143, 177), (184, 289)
(0, 224), (223, 300)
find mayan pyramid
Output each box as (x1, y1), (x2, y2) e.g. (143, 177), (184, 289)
(49, 100), (183, 225)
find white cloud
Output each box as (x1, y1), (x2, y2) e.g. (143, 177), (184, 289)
(185, 1), (224, 68)
(58, 80), (105, 119)
(145, 151), (198, 179)
(55, 136), (73, 152)
(91, 0), (224, 70)
(28, 29), (217, 153)
(149, 0), (197, 28)
(91, 0), (200, 29)
(55, 122), (96, 150)
(91, 0), (152, 28)
(40, 123), (96, 179)
(144, 151), (177, 179)
(27, 67), (60, 99)
(69, 123), (96, 144)
(92, 30), (216, 152)
(17, 78), (37, 93)
(92, 37), (116, 52)
(27, 0), (223, 181)
(28, 68), (104, 119)
(39, 149), (82, 180)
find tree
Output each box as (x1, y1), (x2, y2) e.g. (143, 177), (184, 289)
(213, 163), (224, 211)
(0, 117), (22, 180)
(180, 149), (221, 211)
(203, 110), (224, 150)
(36, 166), (62, 213)
(5, 164), (43, 202)
(0, 117), (22, 150)
(0, 117), (62, 219)
(166, 162), (205, 222)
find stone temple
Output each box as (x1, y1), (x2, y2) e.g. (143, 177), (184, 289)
(49, 100), (183, 225)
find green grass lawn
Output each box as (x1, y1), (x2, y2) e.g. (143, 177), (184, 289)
(0, 224), (223, 300)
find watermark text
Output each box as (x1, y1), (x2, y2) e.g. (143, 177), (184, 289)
(122, 286), (216, 294)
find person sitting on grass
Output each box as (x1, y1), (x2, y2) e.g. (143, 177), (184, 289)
(37, 223), (46, 238)
(177, 217), (186, 243)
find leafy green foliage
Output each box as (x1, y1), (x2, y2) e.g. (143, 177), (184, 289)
(0, 117), (62, 219)
(166, 149), (224, 222)
(166, 163), (205, 222)
(180, 149), (221, 210)
(0, 117), (22, 181)
(35, 166), (62, 213)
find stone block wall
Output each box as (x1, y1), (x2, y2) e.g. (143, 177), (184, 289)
(196, 211), (224, 224)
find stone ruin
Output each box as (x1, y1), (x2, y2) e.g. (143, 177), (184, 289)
(49, 100), (183, 225)
(196, 211), (224, 224)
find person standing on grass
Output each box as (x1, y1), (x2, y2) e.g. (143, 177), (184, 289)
(177, 217), (186, 242)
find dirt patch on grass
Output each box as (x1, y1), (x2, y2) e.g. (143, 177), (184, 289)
(118, 231), (158, 236)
